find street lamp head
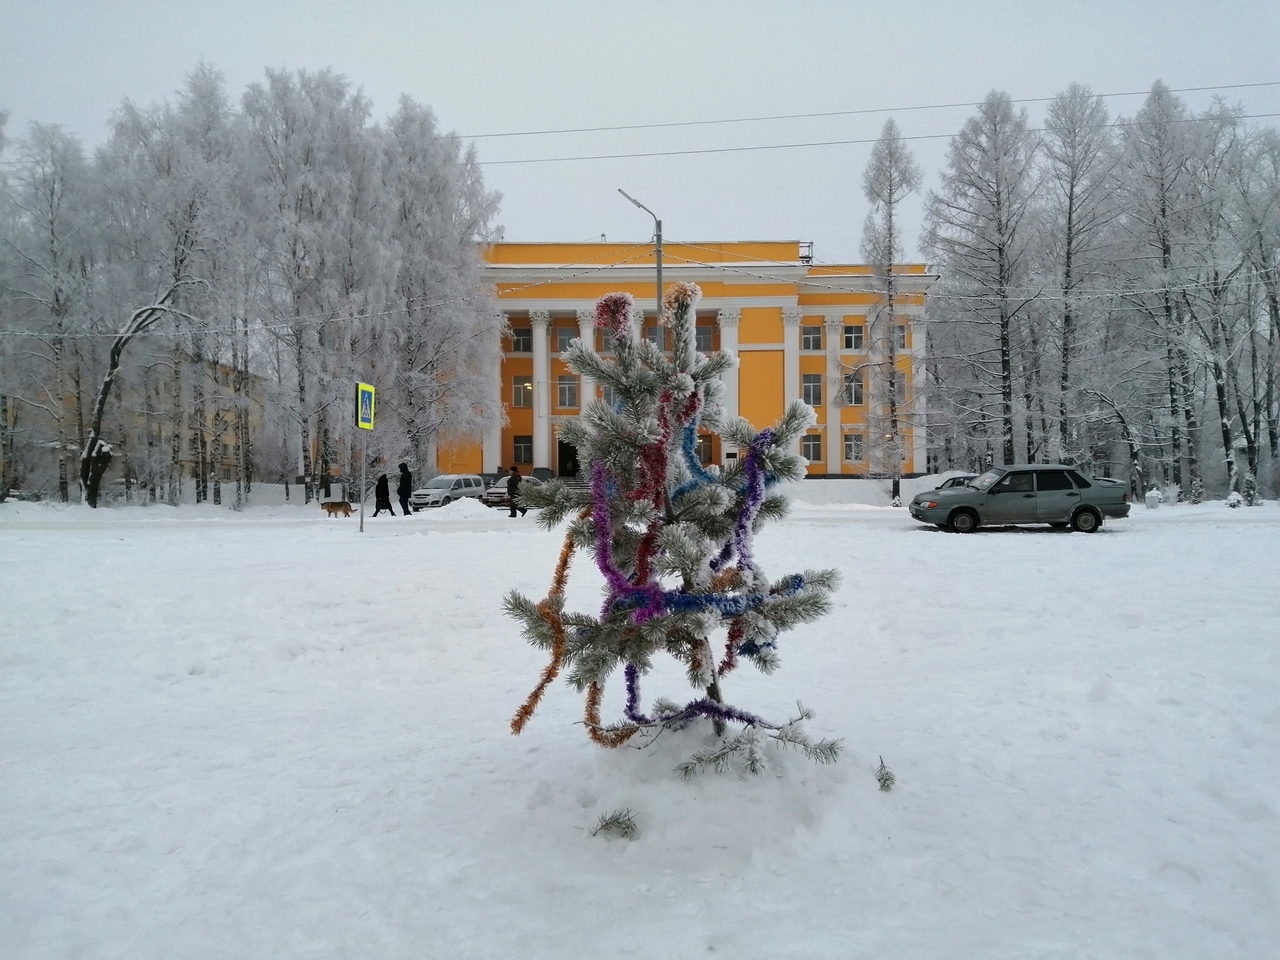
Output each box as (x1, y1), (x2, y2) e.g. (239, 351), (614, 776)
(618, 188), (655, 222)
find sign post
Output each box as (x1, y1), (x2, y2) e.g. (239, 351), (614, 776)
(355, 382), (375, 533)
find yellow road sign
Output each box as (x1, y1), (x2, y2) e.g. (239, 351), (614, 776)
(356, 383), (376, 430)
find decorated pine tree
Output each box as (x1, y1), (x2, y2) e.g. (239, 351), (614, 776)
(505, 283), (842, 777)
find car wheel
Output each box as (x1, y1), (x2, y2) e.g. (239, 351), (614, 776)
(1071, 508), (1100, 533)
(949, 509), (979, 534)
(442, 496), (452, 505)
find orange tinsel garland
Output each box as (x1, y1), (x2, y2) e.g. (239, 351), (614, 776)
(509, 512), (586, 735)
(584, 681), (639, 748)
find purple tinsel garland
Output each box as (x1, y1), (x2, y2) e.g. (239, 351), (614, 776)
(591, 461), (663, 620)
(625, 664), (767, 730)
(624, 662), (651, 723)
(711, 428), (774, 574)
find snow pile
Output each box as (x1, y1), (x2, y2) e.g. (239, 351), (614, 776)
(1, 504), (1278, 957)
(412, 495), (501, 520)
(779, 471), (974, 509)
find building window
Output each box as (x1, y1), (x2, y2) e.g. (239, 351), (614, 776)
(696, 434), (713, 465)
(843, 324), (864, 350)
(890, 371), (906, 403)
(844, 433), (865, 462)
(511, 327), (532, 352)
(695, 325), (714, 352)
(601, 384), (618, 407)
(512, 376), (533, 408)
(643, 325), (665, 350)
(556, 326), (578, 353)
(843, 371), (865, 405)
(895, 324), (908, 350)
(557, 375), (579, 409)
(802, 373), (823, 406)
(801, 433), (822, 463)
(801, 325), (823, 350)
(220, 464), (234, 481)
(513, 436), (533, 464)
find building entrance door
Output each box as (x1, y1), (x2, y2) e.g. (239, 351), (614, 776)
(557, 440), (581, 478)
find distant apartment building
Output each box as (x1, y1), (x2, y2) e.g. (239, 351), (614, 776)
(434, 240), (936, 479)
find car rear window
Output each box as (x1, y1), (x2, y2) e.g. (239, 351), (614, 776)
(1036, 470), (1074, 491)
(1066, 469), (1092, 488)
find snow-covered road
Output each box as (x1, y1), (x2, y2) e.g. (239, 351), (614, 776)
(2, 499), (1277, 959)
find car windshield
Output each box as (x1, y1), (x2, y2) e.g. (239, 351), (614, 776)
(424, 477), (454, 489)
(970, 469), (1006, 491)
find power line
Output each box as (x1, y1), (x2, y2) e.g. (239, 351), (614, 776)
(463, 81), (1280, 140)
(477, 112), (1280, 167)
(1, 81), (1276, 169)
(663, 246), (1266, 305)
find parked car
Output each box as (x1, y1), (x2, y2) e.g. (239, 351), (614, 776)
(480, 474), (542, 509)
(936, 474), (977, 490)
(909, 464), (1131, 533)
(409, 474), (486, 510)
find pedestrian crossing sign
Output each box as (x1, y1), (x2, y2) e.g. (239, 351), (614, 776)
(356, 383), (375, 430)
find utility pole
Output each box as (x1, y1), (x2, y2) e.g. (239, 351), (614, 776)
(618, 189), (662, 319)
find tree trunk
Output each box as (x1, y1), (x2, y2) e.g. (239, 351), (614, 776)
(169, 360), (183, 506)
(292, 328), (315, 504)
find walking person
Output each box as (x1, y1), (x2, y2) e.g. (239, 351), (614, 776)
(373, 473), (395, 516)
(397, 462), (413, 516)
(507, 465), (528, 517)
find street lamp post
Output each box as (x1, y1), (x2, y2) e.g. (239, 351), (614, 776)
(618, 189), (662, 322)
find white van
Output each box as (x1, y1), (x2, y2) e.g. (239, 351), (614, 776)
(409, 474), (486, 510)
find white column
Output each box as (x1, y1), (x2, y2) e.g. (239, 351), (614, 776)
(911, 311), (927, 473)
(716, 307), (740, 465)
(783, 307), (804, 462)
(530, 311), (551, 473)
(576, 308), (596, 406)
(824, 314), (844, 475)
(716, 307), (740, 419)
(782, 307), (802, 404)
(628, 304), (644, 345)
(483, 321), (503, 473)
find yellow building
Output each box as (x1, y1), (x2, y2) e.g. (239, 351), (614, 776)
(439, 240), (936, 479)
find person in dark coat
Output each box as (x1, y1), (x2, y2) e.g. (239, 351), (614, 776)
(397, 462), (413, 516)
(373, 473), (395, 516)
(507, 465), (527, 517)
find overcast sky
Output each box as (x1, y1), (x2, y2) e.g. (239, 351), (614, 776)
(3, 0), (1278, 263)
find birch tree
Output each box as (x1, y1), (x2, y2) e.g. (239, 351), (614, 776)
(1, 124), (94, 501)
(381, 96), (503, 472)
(1118, 82), (1204, 498)
(242, 68), (375, 503)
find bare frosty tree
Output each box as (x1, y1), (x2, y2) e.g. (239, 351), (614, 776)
(925, 91), (1040, 466)
(381, 96), (504, 474)
(1, 124), (94, 502)
(1117, 82), (1204, 499)
(1040, 84), (1121, 463)
(1, 63), (503, 507)
(860, 117), (923, 500)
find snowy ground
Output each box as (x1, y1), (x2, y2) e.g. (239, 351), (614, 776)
(2, 496), (1278, 959)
